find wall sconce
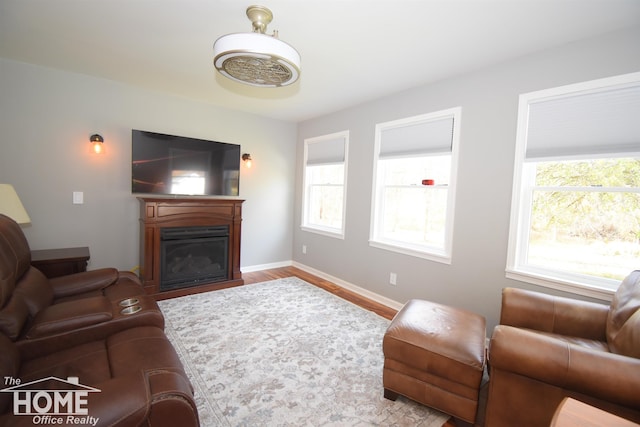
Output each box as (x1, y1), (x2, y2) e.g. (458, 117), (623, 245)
(90, 134), (104, 154)
(242, 153), (252, 168)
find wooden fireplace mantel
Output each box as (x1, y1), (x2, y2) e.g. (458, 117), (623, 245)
(137, 197), (244, 299)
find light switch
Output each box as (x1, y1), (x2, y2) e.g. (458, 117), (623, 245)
(72, 191), (84, 205)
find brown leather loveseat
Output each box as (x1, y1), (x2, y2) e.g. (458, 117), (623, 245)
(0, 214), (164, 357)
(486, 270), (640, 427)
(0, 214), (199, 426)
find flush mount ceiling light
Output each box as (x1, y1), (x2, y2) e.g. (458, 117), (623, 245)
(213, 5), (300, 87)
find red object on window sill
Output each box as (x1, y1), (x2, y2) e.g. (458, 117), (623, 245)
(422, 179), (435, 186)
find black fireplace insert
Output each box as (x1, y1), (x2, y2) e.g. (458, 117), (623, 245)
(160, 225), (229, 291)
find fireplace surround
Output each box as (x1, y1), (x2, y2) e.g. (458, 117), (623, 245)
(137, 197), (244, 299)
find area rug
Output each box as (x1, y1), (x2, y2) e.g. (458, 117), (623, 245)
(158, 277), (449, 426)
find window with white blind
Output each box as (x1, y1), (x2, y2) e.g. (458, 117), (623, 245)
(507, 72), (640, 298)
(370, 108), (461, 262)
(302, 131), (349, 238)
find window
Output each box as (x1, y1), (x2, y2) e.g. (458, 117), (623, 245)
(507, 73), (640, 297)
(370, 108), (461, 262)
(301, 131), (349, 238)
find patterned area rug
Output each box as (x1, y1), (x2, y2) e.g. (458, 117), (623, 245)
(158, 277), (448, 426)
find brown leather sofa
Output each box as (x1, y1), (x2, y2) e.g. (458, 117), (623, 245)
(0, 326), (199, 427)
(0, 214), (199, 426)
(485, 270), (640, 427)
(0, 214), (165, 355)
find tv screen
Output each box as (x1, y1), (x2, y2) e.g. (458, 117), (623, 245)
(131, 130), (240, 196)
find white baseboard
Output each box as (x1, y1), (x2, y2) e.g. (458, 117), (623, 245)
(241, 260), (292, 273)
(291, 261), (404, 312)
(241, 260), (404, 312)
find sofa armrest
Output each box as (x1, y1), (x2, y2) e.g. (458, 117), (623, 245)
(490, 325), (640, 408)
(500, 287), (609, 340)
(147, 370), (199, 426)
(49, 268), (119, 298)
(90, 370), (198, 427)
(25, 296), (113, 339)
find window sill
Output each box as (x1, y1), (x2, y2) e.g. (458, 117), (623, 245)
(369, 240), (451, 264)
(301, 225), (345, 240)
(505, 269), (615, 301)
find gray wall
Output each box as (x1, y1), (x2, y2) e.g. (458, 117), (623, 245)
(0, 58), (296, 271)
(294, 26), (640, 331)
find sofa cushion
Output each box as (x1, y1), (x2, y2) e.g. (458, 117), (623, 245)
(611, 310), (640, 359)
(19, 339), (112, 384)
(607, 270), (640, 358)
(12, 267), (53, 316)
(13, 326), (196, 427)
(108, 326), (186, 377)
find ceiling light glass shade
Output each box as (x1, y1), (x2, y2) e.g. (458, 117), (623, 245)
(213, 32), (301, 87)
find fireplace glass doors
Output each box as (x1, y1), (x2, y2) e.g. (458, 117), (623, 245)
(160, 225), (229, 291)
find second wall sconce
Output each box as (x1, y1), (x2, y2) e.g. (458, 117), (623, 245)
(242, 153), (252, 168)
(90, 134), (104, 154)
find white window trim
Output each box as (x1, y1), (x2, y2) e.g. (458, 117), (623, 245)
(369, 107), (461, 264)
(506, 72), (640, 300)
(301, 130), (349, 239)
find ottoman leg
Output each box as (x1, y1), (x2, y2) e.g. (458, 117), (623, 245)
(384, 389), (399, 401)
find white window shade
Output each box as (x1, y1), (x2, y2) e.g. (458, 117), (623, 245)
(526, 84), (640, 160)
(306, 137), (345, 165)
(379, 117), (454, 158)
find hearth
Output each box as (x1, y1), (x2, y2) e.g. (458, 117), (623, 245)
(160, 226), (229, 291)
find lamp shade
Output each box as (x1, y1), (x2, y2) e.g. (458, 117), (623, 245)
(0, 184), (31, 224)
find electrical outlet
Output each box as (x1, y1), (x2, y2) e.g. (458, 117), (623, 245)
(302, 245), (307, 254)
(389, 272), (397, 286)
(72, 191), (84, 205)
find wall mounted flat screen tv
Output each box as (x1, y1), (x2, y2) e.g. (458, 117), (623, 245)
(131, 130), (240, 196)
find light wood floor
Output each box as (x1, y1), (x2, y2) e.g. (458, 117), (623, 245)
(242, 266), (485, 427)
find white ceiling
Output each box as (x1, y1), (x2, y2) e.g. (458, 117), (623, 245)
(1, 0), (639, 123)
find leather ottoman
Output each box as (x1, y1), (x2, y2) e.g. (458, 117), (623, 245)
(383, 299), (486, 424)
